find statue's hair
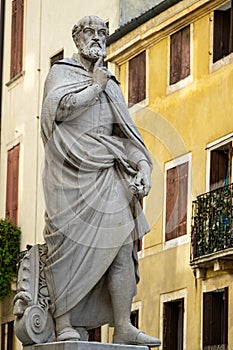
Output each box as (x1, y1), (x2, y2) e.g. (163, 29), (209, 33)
(72, 16), (109, 44)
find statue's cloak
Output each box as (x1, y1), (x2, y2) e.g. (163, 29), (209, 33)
(41, 55), (152, 328)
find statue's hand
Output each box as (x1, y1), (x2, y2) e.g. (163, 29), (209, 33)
(93, 56), (108, 91)
(135, 160), (151, 197)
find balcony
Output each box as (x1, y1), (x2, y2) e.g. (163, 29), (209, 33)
(190, 183), (233, 278)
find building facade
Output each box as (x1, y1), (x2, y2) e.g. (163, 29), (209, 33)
(107, 0), (233, 349)
(0, 1), (120, 349)
(1, 0), (233, 349)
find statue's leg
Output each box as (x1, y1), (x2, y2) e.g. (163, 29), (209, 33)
(108, 242), (161, 347)
(55, 312), (81, 341)
(107, 242), (135, 329)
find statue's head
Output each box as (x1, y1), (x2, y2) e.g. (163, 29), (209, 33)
(72, 16), (109, 62)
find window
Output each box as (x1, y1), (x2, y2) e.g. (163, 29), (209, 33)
(165, 161), (189, 241)
(1, 321), (15, 350)
(88, 327), (101, 342)
(203, 288), (228, 349)
(213, 1), (233, 63)
(170, 25), (190, 85)
(209, 141), (232, 191)
(10, 0), (24, 79)
(128, 51), (146, 107)
(6, 144), (20, 226)
(50, 50), (64, 67)
(163, 299), (184, 350)
(130, 309), (139, 328)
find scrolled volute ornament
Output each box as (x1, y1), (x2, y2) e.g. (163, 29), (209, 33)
(13, 244), (55, 345)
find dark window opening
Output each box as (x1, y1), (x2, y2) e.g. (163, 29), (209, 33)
(203, 288), (228, 349)
(128, 51), (146, 107)
(213, 1), (233, 62)
(10, 0), (24, 79)
(1, 321), (15, 350)
(163, 298), (184, 350)
(210, 142), (232, 191)
(165, 162), (188, 241)
(50, 50), (64, 67)
(88, 327), (101, 342)
(130, 309), (139, 328)
(170, 25), (190, 85)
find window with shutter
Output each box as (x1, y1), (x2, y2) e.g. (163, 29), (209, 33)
(128, 51), (146, 107)
(5, 144), (20, 226)
(209, 142), (232, 191)
(213, 1), (233, 63)
(165, 162), (188, 241)
(10, 0), (24, 79)
(163, 299), (184, 350)
(203, 288), (228, 349)
(170, 26), (190, 85)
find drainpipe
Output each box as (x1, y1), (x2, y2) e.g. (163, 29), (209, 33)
(0, 0), (5, 143)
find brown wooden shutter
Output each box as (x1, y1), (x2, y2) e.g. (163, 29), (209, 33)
(170, 30), (182, 85)
(10, 0), (17, 78)
(163, 302), (172, 349)
(181, 26), (190, 80)
(6, 144), (20, 226)
(10, 0), (24, 79)
(165, 162), (188, 241)
(213, 5), (232, 62)
(166, 166), (179, 240)
(163, 299), (184, 350)
(128, 51), (146, 107)
(170, 26), (190, 85)
(210, 143), (231, 190)
(203, 289), (228, 348)
(230, 0), (233, 52)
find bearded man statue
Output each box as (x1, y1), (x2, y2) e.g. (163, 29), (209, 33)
(40, 15), (160, 347)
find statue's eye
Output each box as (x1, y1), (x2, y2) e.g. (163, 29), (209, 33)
(98, 30), (107, 38)
(83, 28), (94, 36)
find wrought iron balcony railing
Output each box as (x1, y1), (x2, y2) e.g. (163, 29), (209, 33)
(191, 183), (233, 260)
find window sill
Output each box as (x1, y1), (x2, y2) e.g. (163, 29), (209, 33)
(210, 52), (233, 73)
(128, 98), (149, 115)
(6, 70), (25, 88)
(163, 234), (189, 251)
(166, 75), (193, 95)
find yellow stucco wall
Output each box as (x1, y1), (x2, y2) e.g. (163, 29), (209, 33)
(108, 0), (233, 348)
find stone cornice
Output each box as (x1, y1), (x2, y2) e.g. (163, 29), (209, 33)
(106, 0), (228, 65)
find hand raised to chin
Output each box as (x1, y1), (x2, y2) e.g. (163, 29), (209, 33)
(93, 55), (109, 91)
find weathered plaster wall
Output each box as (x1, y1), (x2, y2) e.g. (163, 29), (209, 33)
(112, 0), (233, 347)
(119, 0), (163, 26)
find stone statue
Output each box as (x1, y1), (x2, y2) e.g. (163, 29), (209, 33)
(13, 15), (161, 347)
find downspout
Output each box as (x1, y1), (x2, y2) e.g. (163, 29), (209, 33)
(34, 0), (42, 244)
(0, 0), (5, 145)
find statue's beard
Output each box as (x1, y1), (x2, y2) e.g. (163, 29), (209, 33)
(79, 44), (105, 62)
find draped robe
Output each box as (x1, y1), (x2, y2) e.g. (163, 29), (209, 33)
(41, 55), (152, 328)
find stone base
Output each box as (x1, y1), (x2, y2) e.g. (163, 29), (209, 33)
(24, 342), (149, 350)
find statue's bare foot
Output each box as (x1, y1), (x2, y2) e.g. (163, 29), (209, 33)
(113, 324), (161, 347)
(56, 327), (81, 341)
